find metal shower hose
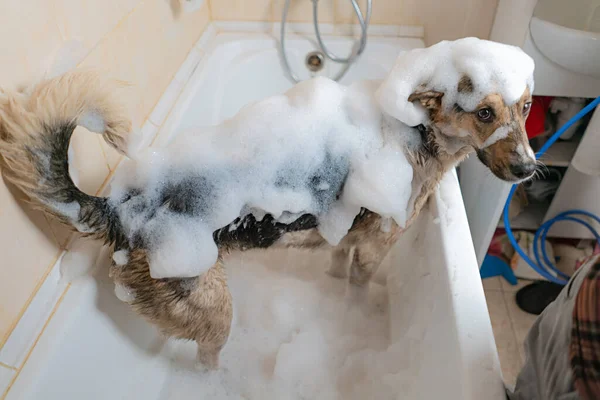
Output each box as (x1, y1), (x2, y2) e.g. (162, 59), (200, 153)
(280, 0), (372, 82)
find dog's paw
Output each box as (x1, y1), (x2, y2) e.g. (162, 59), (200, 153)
(195, 357), (220, 373)
(196, 348), (220, 372)
(194, 361), (214, 373)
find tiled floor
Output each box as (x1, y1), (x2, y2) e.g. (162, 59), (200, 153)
(483, 277), (539, 386)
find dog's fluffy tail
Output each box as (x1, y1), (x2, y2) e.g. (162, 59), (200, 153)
(0, 70), (130, 243)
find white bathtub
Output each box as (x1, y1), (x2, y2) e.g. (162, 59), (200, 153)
(5, 30), (506, 400)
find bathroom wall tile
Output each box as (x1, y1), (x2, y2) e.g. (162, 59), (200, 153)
(68, 127), (112, 195)
(210, 0), (272, 21)
(80, 0), (210, 127)
(0, 185), (60, 349)
(0, 364), (16, 398)
(462, 0), (498, 39)
(0, 0), (63, 91)
(45, 217), (73, 250)
(335, 0), (402, 25)
(402, 0), (471, 45)
(98, 136), (123, 173)
(272, 0), (335, 23)
(54, 0), (141, 55)
(212, 20), (274, 33)
(211, 0), (497, 45)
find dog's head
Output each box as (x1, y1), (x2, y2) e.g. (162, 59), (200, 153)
(408, 78), (536, 182)
(376, 37), (537, 182)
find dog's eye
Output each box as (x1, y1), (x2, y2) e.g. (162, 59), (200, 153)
(523, 102), (532, 114)
(477, 108), (493, 122)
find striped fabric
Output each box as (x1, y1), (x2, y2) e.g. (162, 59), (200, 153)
(570, 260), (600, 400)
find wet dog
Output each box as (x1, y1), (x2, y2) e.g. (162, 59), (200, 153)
(0, 43), (535, 369)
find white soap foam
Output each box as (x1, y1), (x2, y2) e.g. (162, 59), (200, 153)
(112, 249), (129, 266)
(108, 78), (417, 278)
(78, 111), (106, 134)
(376, 37), (534, 127)
(380, 217), (392, 233)
(160, 251), (396, 400)
(114, 283), (135, 303)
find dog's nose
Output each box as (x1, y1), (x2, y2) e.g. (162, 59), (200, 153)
(510, 162), (536, 179)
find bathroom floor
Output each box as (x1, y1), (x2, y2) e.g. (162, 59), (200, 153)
(483, 277), (538, 386)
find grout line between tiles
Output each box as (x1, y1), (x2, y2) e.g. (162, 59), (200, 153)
(0, 363), (16, 372)
(144, 40), (199, 132)
(52, 1), (66, 42)
(270, 0), (276, 22)
(0, 248), (63, 352)
(96, 135), (113, 172)
(75, 3), (143, 69)
(41, 213), (62, 250)
(207, 0), (213, 20)
(1, 285), (71, 400)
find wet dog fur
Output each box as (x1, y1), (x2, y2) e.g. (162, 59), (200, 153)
(0, 70), (535, 369)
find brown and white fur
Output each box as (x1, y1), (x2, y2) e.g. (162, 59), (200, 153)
(0, 70), (535, 370)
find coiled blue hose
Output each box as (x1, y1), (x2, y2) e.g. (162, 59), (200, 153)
(503, 96), (600, 285)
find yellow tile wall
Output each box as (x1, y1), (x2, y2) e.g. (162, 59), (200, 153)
(211, 0), (499, 45)
(0, 0), (210, 353)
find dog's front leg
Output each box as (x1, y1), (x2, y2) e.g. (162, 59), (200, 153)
(327, 245), (354, 279)
(191, 258), (233, 371)
(347, 239), (396, 304)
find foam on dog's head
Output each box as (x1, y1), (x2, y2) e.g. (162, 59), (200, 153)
(375, 37), (535, 126)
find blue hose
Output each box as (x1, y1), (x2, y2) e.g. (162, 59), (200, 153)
(502, 96), (600, 285)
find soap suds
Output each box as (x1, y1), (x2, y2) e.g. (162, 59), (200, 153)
(380, 217), (392, 233)
(108, 79), (415, 278)
(160, 251), (397, 400)
(114, 283), (135, 303)
(112, 250), (129, 266)
(78, 111), (106, 134)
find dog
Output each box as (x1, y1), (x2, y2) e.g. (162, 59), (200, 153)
(0, 38), (536, 370)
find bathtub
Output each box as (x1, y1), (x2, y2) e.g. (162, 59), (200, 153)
(4, 29), (506, 400)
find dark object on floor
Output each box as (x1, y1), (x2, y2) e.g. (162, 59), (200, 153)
(516, 281), (564, 315)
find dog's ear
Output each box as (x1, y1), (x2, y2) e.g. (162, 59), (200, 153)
(408, 91), (444, 111)
(457, 75), (474, 93)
